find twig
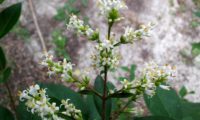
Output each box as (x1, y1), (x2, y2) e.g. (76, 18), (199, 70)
(5, 82), (18, 120)
(28, 0), (47, 52)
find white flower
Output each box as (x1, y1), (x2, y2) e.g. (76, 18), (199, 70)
(97, 0), (127, 16)
(67, 14), (96, 38)
(61, 99), (83, 120)
(40, 52), (74, 82)
(19, 84), (63, 120)
(123, 22), (155, 43)
(19, 84), (82, 120)
(91, 40), (119, 69)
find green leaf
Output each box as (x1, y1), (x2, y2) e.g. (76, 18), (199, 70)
(120, 66), (130, 72)
(144, 87), (182, 120)
(0, 106), (14, 120)
(134, 116), (175, 120)
(194, 10), (200, 18)
(191, 42), (200, 56)
(0, 67), (11, 83)
(179, 86), (187, 98)
(93, 75), (112, 120)
(0, 0), (4, 4)
(39, 83), (89, 119)
(181, 101), (200, 120)
(182, 117), (194, 120)
(0, 3), (22, 39)
(109, 92), (134, 98)
(81, 0), (88, 7)
(17, 102), (41, 120)
(86, 95), (101, 120)
(130, 64), (136, 81)
(0, 47), (6, 71)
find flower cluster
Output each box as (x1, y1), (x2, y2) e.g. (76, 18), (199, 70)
(61, 100), (82, 120)
(91, 39), (120, 70)
(19, 84), (83, 120)
(119, 61), (176, 97)
(67, 15), (99, 41)
(97, 0), (127, 17)
(121, 22), (155, 43)
(40, 52), (73, 82)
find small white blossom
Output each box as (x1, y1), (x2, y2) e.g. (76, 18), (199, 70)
(97, 0), (128, 16)
(67, 14), (96, 38)
(40, 52), (74, 82)
(91, 39), (120, 69)
(123, 22), (155, 43)
(19, 84), (64, 120)
(61, 100), (83, 120)
(19, 84), (83, 120)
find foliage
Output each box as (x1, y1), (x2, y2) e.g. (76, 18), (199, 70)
(142, 87), (200, 120)
(0, 3), (22, 39)
(52, 30), (70, 60)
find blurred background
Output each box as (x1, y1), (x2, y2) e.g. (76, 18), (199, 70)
(0, 0), (200, 109)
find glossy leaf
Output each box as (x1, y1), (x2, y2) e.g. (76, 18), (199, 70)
(144, 87), (182, 120)
(134, 116), (175, 120)
(0, 3), (22, 39)
(86, 95), (101, 120)
(0, 67), (11, 83)
(181, 101), (200, 120)
(0, 0), (4, 4)
(191, 42), (200, 56)
(0, 47), (6, 71)
(93, 75), (112, 120)
(0, 106), (14, 120)
(17, 102), (41, 120)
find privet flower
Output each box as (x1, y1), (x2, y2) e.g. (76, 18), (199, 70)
(61, 100), (83, 120)
(97, 0), (127, 18)
(121, 22), (155, 43)
(19, 84), (63, 120)
(91, 39), (120, 69)
(19, 84), (83, 120)
(67, 15), (99, 41)
(120, 61), (176, 97)
(40, 52), (73, 82)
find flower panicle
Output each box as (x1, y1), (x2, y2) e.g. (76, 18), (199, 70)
(120, 61), (176, 97)
(121, 22), (155, 43)
(19, 84), (83, 120)
(40, 52), (73, 82)
(67, 14), (99, 41)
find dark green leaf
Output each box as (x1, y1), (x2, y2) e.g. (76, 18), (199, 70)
(93, 75), (112, 120)
(191, 42), (200, 56)
(181, 101), (200, 120)
(0, 67), (11, 83)
(17, 102), (41, 120)
(109, 92), (134, 98)
(179, 86), (187, 98)
(86, 95), (101, 120)
(130, 64), (136, 81)
(0, 3), (22, 39)
(0, 106), (14, 120)
(134, 116), (175, 120)
(182, 117), (194, 120)
(0, 0), (4, 4)
(39, 83), (89, 119)
(144, 87), (182, 120)
(0, 47), (6, 71)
